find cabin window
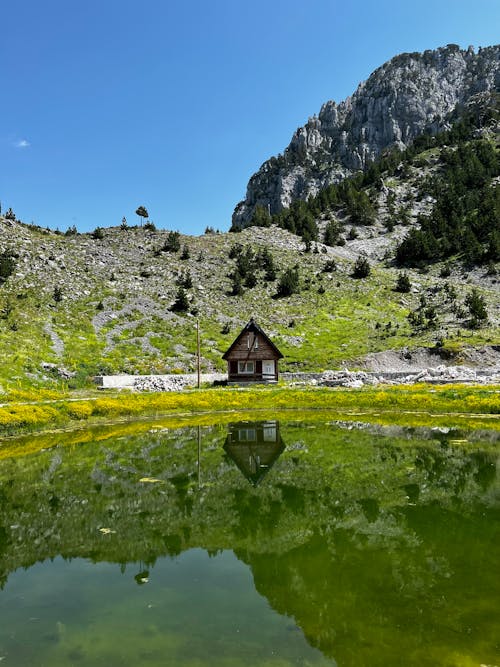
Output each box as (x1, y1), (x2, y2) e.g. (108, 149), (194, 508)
(247, 335), (251, 349)
(238, 361), (254, 374)
(254, 336), (258, 349)
(237, 428), (256, 442)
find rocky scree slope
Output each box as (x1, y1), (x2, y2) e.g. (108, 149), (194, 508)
(232, 44), (500, 228)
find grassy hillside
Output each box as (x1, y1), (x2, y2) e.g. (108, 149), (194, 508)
(0, 110), (498, 391)
(0, 215), (498, 392)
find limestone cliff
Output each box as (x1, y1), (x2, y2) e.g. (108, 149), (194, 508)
(232, 44), (500, 228)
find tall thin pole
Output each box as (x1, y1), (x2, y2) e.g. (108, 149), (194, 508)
(197, 425), (201, 489)
(196, 319), (201, 389)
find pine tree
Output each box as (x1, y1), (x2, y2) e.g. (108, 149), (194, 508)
(162, 231), (181, 252)
(171, 287), (189, 312)
(465, 289), (488, 327)
(135, 206), (149, 226)
(276, 267), (300, 297)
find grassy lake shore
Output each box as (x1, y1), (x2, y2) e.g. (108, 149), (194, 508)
(0, 383), (498, 439)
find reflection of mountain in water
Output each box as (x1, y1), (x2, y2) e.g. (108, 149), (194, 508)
(224, 421), (285, 485)
(0, 420), (498, 663)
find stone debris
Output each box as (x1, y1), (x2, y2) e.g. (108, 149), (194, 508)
(132, 373), (226, 392)
(134, 376), (192, 392)
(41, 362), (76, 379)
(285, 365), (500, 388)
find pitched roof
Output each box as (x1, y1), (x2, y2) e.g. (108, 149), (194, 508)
(222, 318), (284, 360)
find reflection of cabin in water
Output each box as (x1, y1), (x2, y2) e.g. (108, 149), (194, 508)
(224, 421), (285, 485)
(222, 318), (283, 384)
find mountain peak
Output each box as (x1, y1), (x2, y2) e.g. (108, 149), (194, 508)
(232, 44), (500, 229)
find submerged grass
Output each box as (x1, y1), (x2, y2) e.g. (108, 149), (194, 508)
(0, 383), (498, 438)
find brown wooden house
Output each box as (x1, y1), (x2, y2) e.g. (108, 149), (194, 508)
(222, 318), (283, 384)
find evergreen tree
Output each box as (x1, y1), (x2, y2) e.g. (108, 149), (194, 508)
(465, 289), (488, 327)
(91, 227), (105, 240)
(276, 266), (300, 297)
(171, 287), (189, 312)
(135, 206), (149, 226)
(251, 205), (271, 227)
(230, 270), (243, 296)
(162, 231), (181, 252)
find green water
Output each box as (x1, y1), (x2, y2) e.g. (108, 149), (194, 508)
(0, 418), (498, 666)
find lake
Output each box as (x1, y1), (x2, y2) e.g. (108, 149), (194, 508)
(0, 417), (498, 666)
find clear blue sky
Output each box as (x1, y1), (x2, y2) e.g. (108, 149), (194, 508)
(1, 0), (498, 234)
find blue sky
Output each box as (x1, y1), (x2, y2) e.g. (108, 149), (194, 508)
(1, 0), (499, 235)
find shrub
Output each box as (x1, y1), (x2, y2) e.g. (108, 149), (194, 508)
(176, 270), (193, 288)
(0, 252), (16, 284)
(144, 221), (156, 231)
(395, 272), (411, 293)
(244, 272), (257, 288)
(65, 403), (94, 420)
(322, 259), (337, 273)
(440, 263), (451, 278)
(91, 227), (105, 240)
(352, 254), (371, 278)
(53, 286), (63, 302)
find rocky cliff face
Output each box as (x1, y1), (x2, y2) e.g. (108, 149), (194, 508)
(232, 44), (500, 228)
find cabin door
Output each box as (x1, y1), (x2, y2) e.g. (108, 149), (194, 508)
(263, 360), (275, 378)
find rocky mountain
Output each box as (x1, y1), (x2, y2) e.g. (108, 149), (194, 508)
(232, 44), (500, 228)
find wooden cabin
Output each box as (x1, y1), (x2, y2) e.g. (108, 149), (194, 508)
(224, 421), (285, 485)
(222, 318), (283, 384)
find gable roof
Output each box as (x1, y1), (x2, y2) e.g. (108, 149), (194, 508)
(222, 318), (284, 360)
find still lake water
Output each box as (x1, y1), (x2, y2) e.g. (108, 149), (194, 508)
(0, 418), (498, 666)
